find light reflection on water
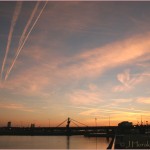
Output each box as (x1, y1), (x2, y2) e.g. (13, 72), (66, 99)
(0, 135), (110, 149)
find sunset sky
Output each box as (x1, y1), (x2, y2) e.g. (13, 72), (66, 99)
(0, 1), (150, 127)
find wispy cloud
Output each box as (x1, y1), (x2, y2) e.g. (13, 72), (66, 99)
(111, 98), (132, 105)
(1, 70), (51, 97)
(136, 97), (150, 104)
(1, 2), (22, 79)
(78, 105), (150, 123)
(114, 69), (143, 92)
(68, 88), (103, 105)
(0, 102), (34, 112)
(49, 32), (150, 81)
(1, 32), (150, 99)
(105, 105), (150, 114)
(1, 2), (150, 126)
(69, 102), (150, 117)
(79, 109), (100, 116)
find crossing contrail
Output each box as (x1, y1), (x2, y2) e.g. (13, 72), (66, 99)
(5, 1), (48, 80)
(18, 1), (40, 50)
(1, 2), (22, 80)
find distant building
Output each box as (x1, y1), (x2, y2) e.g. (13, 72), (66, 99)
(30, 123), (35, 128)
(7, 121), (11, 128)
(118, 121), (133, 127)
(118, 121), (133, 134)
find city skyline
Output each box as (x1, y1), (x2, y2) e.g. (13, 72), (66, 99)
(0, 1), (150, 127)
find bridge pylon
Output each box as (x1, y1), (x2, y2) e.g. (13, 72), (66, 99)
(66, 117), (71, 136)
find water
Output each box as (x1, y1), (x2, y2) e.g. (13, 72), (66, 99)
(0, 136), (110, 149)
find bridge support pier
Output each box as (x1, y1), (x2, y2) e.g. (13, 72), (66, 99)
(66, 117), (71, 136)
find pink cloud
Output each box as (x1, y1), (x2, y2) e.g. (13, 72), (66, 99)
(47, 32), (150, 82)
(117, 69), (130, 87)
(114, 69), (144, 92)
(1, 68), (51, 97)
(2, 32), (150, 97)
(69, 89), (103, 105)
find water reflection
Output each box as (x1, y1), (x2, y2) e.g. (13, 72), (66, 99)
(0, 136), (110, 149)
(106, 137), (110, 143)
(96, 137), (97, 149)
(66, 136), (70, 149)
(66, 136), (110, 149)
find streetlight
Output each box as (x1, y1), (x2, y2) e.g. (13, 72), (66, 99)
(95, 118), (97, 127)
(95, 118), (97, 150)
(109, 116), (110, 127)
(48, 119), (50, 127)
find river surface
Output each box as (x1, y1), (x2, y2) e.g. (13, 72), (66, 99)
(0, 135), (110, 149)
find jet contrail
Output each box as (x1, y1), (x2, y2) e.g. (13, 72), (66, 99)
(1, 2), (22, 79)
(5, 1), (48, 80)
(18, 1), (40, 50)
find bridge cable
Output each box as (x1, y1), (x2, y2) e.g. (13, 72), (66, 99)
(56, 119), (67, 127)
(71, 118), (88, 127)
(71, 120), (79, 127)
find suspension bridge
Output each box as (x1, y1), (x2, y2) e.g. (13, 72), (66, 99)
(0, 117), (116, 136)
(0, 117), (149, 137)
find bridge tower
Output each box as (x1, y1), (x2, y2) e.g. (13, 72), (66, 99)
(66, 117), (71, 135)
(66, 117), (70, 128)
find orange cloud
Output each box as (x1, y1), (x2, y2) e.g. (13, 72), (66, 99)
(0, 102), (34, 112)
(136, 97), (150, 104)
(78, 106), (146, 125)
(43, 32), (150, 82)
(79, 109), (100, 116)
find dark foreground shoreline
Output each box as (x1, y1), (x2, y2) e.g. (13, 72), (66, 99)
(115, 134), (150, 149)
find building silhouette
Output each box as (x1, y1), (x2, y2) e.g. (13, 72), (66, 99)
(7, 121), (11, 128)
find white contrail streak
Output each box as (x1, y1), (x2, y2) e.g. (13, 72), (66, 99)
(1, 2), (22, 79)
(5, 1), (48, 80)
(18, 1), (40, 50)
